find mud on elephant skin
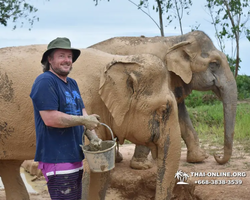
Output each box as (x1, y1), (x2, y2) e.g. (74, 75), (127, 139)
(79, 49), (182, 200)
(0, 46), (181, 200)
(89, 30), (237, 166)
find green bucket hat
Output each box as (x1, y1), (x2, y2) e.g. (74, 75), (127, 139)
(41, 37), (81, 64)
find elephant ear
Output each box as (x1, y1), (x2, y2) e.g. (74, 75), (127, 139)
(165, 41), (193, 84)
(99, 60), (139, 126)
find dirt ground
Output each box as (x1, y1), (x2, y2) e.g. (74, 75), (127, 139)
(0, 142), (249, 200)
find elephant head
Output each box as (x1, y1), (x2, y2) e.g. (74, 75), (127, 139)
(166, 31), (237, 164)
(85, 53), (182, 199)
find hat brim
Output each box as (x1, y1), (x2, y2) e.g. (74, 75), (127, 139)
(41, 48), (81, 64)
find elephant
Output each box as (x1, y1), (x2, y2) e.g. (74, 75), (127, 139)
(89, 30), (238, 167)
(0, 45), (181, 200)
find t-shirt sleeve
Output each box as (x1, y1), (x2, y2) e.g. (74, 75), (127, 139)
(30, 77), (59, 111)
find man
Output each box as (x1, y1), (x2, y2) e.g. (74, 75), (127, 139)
(30, 37), (101, 200)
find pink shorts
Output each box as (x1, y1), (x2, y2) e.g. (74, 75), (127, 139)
(38, 161), (83, 182)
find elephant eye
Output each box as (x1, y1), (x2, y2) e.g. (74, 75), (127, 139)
(156, 105), (166, 118)
(156, 104), (171, 121)
(209, 61), (220, 72)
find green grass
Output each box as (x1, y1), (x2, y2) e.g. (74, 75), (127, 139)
(187, 103), (250, 151)
(234, 103), (250, 140)
(185, 91), (220, 108)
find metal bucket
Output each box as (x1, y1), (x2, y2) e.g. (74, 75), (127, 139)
(82, 123), (116, 173)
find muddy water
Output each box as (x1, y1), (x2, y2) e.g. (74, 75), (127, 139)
(0, 168), (47, 194)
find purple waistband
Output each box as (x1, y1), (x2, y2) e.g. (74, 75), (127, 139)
(38, 161), (83, 171)
(38, 161), (83, 181)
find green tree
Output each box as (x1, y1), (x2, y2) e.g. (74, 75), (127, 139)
(138, 0), (165, 36)
(138, 0), (192, 36)
(236, 75), (250, 99)
(205, 0), (250, 78)
(128, 0), (163, 36)
(0, 0), (38, 30)
(168, 0), (193, 35)
(93, 0), (192, 36)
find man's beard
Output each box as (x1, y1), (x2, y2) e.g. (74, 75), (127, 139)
(50, 65), (72, 77)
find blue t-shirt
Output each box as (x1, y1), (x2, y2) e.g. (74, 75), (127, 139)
(30, 71), (85, 163)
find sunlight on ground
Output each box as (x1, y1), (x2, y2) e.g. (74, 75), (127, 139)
(0, 168), (47, 194)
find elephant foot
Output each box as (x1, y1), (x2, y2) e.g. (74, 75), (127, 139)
(129, 157), (154, 170)
(115, 150), (123, 163)
(186, 147), (209, 163)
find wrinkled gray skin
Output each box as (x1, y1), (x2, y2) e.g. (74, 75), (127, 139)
(90, 30), (237, 167)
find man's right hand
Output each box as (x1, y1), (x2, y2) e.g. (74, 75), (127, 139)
(82, 114), (100, 130)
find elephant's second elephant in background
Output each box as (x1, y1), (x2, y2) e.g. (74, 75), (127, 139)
(0, 45), (181, 200)
(89, 30), (237, 166)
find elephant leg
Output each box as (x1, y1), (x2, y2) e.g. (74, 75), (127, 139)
(88, 171), (111, 200)
(82, 160), (90, 200)
(115, 142), (123, 163)
(82, 155), (111, 200)
(129, 145), (153, 170)
(0, 160), (30, 200)
(178, 102), (209, 162)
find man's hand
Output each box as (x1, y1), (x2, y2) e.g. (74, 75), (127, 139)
(82, 114), (100, 130)
(85, 129), (102, 151)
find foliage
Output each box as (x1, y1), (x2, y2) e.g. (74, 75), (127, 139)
(205, 0), (250, 78)
(188, 104), (223, 128)
(188, 103), (250, 143)
(0, 0), (39, 30)
(185, 91), (220, 108)
(190, 21), (200, 32)
(138, 0), (192, 36)
(236, 75), (250, 99)
(139, 0), (164, 36)
(94, 0), (193, 36)
(168, 0), (193, 35)
(226, 54), (241, 74)
(128, 0), (162, 35)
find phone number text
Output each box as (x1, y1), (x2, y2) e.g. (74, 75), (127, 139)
(195, 180), (243, 185)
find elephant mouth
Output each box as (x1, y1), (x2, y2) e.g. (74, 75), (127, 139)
(148, 117), (161, 143)
(148, 102), (173, 143)
(212, 87), (222, 100)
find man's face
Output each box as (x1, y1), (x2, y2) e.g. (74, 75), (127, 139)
(48, 49), (73, 76)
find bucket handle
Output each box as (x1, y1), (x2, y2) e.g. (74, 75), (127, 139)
(100, 123), (116, 141)
(82, 122), (116, 145)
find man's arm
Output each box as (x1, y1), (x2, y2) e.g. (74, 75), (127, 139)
(39, 110), (100, 130)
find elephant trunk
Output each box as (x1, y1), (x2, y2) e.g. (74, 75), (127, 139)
(213, 79), (237, 164)
(154, 98), (182, 199)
